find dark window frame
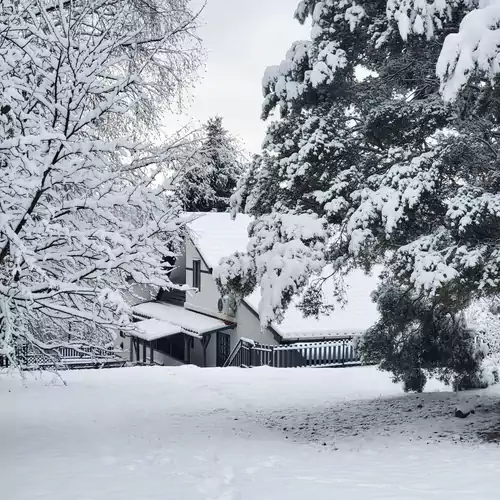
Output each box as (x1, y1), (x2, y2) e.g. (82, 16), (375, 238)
(193, 259), (201, 290)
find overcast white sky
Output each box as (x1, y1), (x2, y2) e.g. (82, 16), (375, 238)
(166, 0), (309, 154)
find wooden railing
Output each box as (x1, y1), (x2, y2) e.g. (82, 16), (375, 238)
(223, 338), (360, 368)
(0, 344), (125, 370)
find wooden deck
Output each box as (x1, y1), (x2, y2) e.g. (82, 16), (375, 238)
(224, 338), (360, 368)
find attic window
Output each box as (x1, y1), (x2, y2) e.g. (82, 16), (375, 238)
(193, 259), (201, 291)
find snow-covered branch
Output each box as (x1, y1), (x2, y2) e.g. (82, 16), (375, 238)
(0, 0), (202, 364)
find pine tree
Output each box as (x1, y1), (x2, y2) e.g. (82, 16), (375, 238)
(221, 0), (500, 389)
(358, 282), (488, 392)
(178, 117), (245, 212)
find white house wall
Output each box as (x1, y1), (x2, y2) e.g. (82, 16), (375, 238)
(206, 333), (218, 365)
(189, 334), (218, 366)
(185, 236), (279, 353)
(233, 302), (278, 350)
(184, 239), (235, 322)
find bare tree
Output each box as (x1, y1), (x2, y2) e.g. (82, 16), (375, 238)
(0, 0), (203, 365)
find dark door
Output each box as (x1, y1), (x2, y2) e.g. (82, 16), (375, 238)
(216, 331), (231, 367)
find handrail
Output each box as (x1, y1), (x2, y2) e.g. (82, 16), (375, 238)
(223, 338), (253, 367)
(224, 338), (360, 368)
(1, 344), (123, 370)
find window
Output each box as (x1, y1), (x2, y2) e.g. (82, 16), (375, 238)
(193, 259), (201, 290)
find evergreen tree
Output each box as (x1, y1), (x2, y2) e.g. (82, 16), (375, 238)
(179, 117), (245, 212)
(220, 0), (500, 389)
(358, 282), (487, 392)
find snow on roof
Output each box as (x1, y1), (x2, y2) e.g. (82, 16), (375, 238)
(187, 213), (252, 269)
(245, 267), (381, 341)
(132, 319), (182, 341)
(184, 212), (381, 341)
(132, 301), (230, 336)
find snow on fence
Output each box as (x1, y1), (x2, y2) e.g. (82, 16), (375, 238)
(0, 345), (124, 370)
(224, 338), (360, 368)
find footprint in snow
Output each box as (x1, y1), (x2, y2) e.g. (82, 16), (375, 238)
(244, 456), (280, 474)
(196, 465), (236, 500)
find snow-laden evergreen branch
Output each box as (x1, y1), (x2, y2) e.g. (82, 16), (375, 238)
(222, 0), (500, 389)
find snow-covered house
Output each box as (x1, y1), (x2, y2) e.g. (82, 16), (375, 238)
(120, 213), (380, 367)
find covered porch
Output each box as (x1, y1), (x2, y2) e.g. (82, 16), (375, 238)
(130, 302), (234, 367)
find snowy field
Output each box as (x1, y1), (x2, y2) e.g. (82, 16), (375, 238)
(1, 366), (500, 500)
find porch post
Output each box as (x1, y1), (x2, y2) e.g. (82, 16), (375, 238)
(201, 334), (211, 367)
(202, 339), (207, 367)
(129, 337), (133, 363)
(184, 334), (191, 364)
(149, 341), (154, 365)
(142, 341), (146, 364)
(134, 338), (140, 362)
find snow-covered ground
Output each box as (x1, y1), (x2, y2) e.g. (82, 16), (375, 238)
(1, 365), (500, 499)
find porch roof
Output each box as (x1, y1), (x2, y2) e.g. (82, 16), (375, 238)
(132, 301), (233, 338)
(131, 318), (183, 342)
